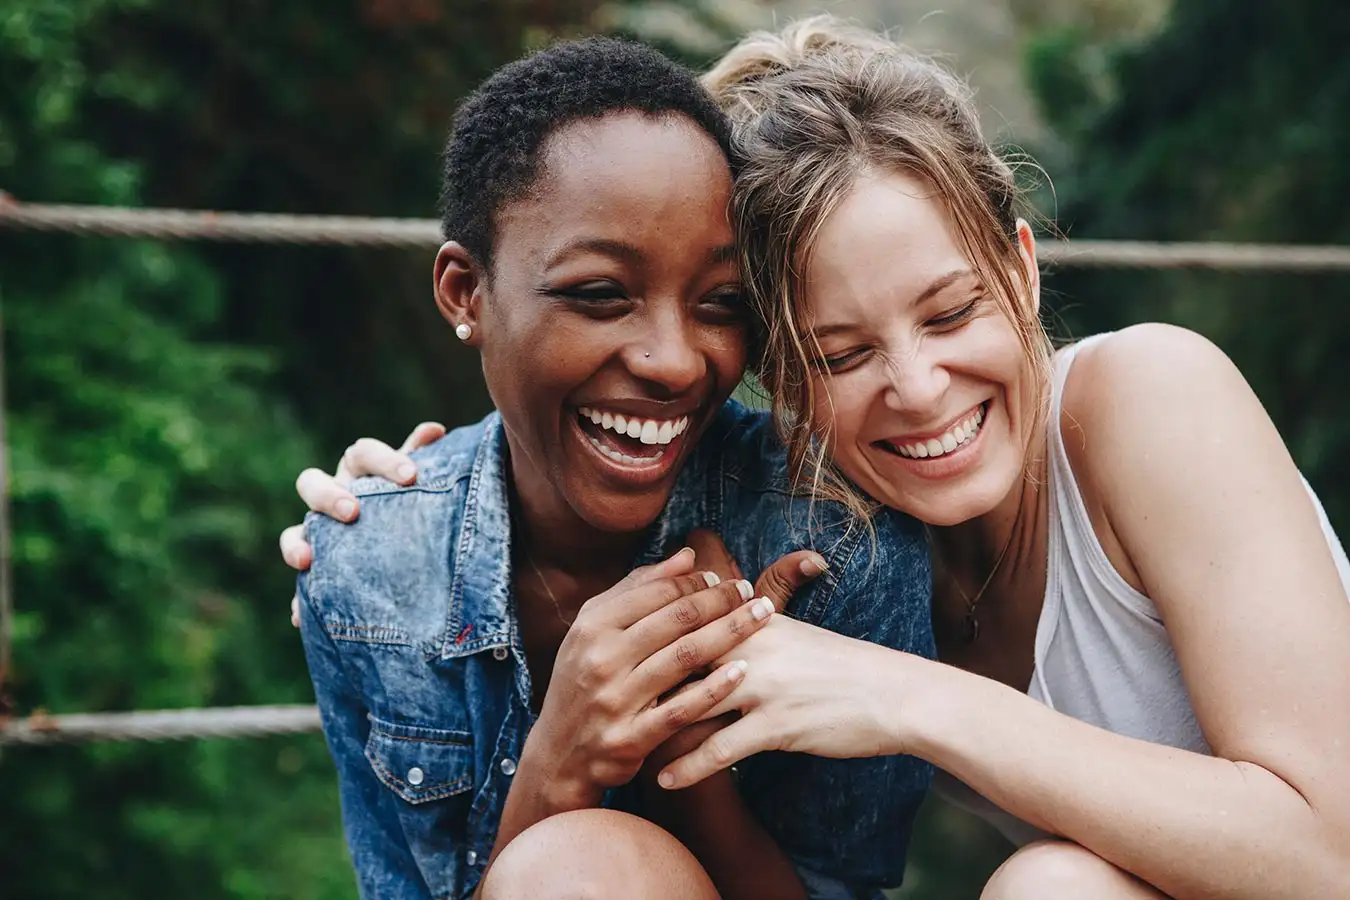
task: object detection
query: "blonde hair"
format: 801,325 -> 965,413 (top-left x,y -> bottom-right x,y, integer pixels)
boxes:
703,16 -> 1052,521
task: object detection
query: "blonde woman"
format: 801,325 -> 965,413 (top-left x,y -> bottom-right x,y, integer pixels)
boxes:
648,18 -> 1350,900
283,18 -> 1350,900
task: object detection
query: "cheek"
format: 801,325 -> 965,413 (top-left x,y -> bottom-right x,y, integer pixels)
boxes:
701,324 -> 750,392
811,374 -> 869,451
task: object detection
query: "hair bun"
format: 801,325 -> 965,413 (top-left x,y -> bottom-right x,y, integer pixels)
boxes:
702,15 -> 899,110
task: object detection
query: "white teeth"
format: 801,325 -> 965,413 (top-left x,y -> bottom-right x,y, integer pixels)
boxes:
893,404 -> 987,460
576,408 -> 692,448
587,435 -> 665,466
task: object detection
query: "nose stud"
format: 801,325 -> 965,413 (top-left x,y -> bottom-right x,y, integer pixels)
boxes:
455,323 -> 472,341
644,351 -> 651,358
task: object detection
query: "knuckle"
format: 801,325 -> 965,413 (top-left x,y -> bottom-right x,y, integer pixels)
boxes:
577,648 -> 613,681
678,574 -> 705,595
702,681 -> 723,705
708,734 -> 735,766
673,640 -> 703,671
671,597 -> 701,627
726,612 -> 749,639
592,686 -> 623,716
599,726 -> 637,758
663,701 -> 693,730
658,577 -> 687,602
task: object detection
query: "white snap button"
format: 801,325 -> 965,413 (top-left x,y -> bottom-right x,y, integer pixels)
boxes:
407,767 -> 425,786
499,758 -> 517,776
492,646 -> 509,661
466,850 -> 478,867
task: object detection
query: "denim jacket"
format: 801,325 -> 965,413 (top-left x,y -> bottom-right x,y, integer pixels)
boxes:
297,400 -> 934,900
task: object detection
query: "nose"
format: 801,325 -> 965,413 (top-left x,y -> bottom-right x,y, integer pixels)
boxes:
880,342 -> 950,416
625,306 -> 707,397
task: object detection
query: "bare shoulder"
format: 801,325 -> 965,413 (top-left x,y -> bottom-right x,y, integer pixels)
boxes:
1059,323 -> 1257,462
1062,323 -> 1243,416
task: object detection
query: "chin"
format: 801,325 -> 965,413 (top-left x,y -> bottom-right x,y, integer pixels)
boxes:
861,467 -> 1014,528
570,491 -> 672,536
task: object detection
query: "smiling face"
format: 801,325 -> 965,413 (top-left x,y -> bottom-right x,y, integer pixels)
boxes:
802,170 -> 1040,527
440,111 -> 747,536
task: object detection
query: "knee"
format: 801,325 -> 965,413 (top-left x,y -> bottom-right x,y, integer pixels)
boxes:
981,841 -> 1155,900
479,809 -> 718,900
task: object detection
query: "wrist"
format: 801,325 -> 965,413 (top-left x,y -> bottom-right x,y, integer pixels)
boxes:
516,733 -> 603,812
887,655 -> 980,764
862,647 -> 945,757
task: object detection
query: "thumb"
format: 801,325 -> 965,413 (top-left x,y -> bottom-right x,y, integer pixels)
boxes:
755,550 -> 827,613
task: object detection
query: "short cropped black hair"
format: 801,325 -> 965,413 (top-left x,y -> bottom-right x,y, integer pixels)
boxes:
438,36 -> 738,271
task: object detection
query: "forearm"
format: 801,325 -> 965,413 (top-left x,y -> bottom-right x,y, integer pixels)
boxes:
640,768 -> 808,900
485,746 -> 600,869
892,658 -> 1350,900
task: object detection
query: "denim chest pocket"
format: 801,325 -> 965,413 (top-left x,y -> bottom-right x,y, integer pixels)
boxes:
365,717 -> 476,899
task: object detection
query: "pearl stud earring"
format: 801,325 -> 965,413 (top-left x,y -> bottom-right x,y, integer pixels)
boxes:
455,323 -> 472,341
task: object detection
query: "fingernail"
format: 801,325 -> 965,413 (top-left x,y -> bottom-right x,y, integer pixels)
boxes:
727,659 -> 748,681
335,499 -> 356,520
396,462 -> 416,483
658,771 -> 676,789
750,597 -> 774,620
674,546 -> 694,562
800,553 -> 828,576
703,571 -> 721,588
735,580 -> 754,601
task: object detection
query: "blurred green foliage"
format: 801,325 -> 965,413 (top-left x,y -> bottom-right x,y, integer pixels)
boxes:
2,1 -> 1347,898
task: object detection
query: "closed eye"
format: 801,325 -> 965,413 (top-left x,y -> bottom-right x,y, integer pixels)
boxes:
927,297 -> 980,328
539,281 -> 633,318
545,281 -> 627,302
821,346 -> 872,373
699,287 -> 748,322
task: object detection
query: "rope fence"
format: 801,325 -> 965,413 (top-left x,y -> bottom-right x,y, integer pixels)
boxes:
1,705 -> 320,746
4,193 -> 1350,748
5,196 -> 1350,270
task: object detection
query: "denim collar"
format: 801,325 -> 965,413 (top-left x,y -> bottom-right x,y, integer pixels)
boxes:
440,413 -> 718,660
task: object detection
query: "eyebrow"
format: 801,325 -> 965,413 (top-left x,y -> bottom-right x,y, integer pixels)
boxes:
711,244 -> 737,265
810,268 -> 975,341
546,238 -> 643,268
545,240 -> 738,270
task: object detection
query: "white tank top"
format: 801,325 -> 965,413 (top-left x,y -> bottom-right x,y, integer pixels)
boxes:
934,333 -> 1350,845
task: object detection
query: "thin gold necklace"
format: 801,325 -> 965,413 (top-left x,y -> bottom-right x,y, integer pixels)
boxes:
936,528 -> 1015,644
522,551 -> 577,627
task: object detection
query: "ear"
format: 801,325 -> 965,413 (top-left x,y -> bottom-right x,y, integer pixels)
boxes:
1013,218 -> 1041,318
433,241 -> 484,344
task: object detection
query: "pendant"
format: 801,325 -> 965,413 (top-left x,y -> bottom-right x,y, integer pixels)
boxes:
962,612 -> 980,643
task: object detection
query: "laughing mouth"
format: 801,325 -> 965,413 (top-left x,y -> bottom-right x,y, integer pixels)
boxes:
576,406 -> 692,466
883,401 -> 988,460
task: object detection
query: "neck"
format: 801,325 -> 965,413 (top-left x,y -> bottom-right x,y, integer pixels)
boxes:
505,439 -> 648,589
930,429 -> 1049,588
